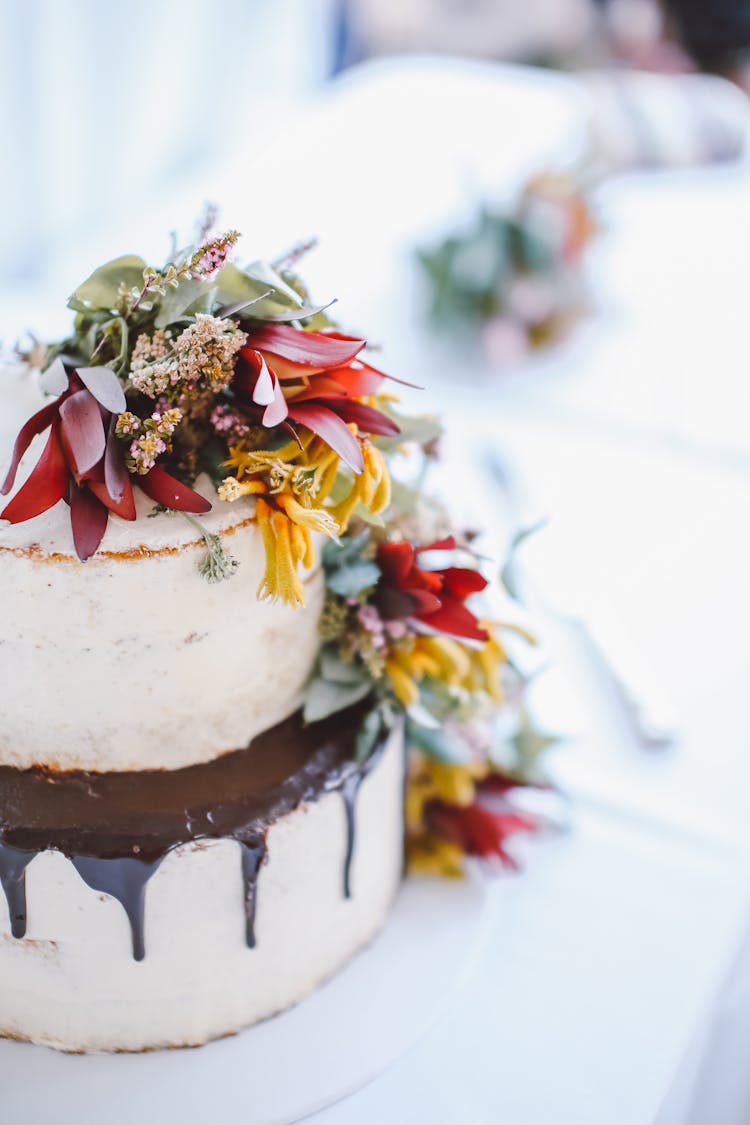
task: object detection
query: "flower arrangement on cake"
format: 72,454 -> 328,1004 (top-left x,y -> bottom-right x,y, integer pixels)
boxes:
3,218 -> 552,878
418,171 -> 596,366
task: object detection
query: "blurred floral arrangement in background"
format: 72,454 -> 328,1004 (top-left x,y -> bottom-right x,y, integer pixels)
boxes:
418,170 -> 597,366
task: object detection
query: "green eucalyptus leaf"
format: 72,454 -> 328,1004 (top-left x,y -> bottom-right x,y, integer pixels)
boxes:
326,469 -> 354,505
261,299 -> 337,324
499,519 -> 547,602
322,528 -> 371,570
67,296 -> 93,314
406,718 -> 471,764
388,479 -> 420,516
355,705 -> 386,763
508,219 -> 554,273
243,260 -> 304,307
375,406 -> 442,453
319,648 -> 370,686
303,676 -> 372,723
215,261 -> 302,321
352,502 -> 385,528
70,255 -> 147,311
326,559 -> 380,598
154,278 -> 217,328
511,713 -> 557,775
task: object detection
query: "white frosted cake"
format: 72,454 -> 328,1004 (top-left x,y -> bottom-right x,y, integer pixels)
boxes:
0,365 -> 404,1051
0,225 -> 534,1054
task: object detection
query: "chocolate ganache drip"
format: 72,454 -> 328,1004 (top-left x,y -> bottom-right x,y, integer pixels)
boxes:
0,703 -> 393,960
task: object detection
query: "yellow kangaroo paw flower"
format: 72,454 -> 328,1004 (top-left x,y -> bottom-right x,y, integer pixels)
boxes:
385,658 -> 419,708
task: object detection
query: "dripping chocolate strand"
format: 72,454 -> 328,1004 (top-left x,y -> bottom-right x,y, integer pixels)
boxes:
72,854 -> 164,961
0,842 -> 35,939
238,839 -> 266,948
340,771 -> 366,900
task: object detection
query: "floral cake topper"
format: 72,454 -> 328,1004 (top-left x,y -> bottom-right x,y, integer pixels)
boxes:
2,215 -> 555,873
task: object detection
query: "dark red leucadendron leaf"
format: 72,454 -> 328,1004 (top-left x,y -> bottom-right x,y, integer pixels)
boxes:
237,349 -> 288,427
234,330 -> 403,470
39,357 -> 70,396
0,400 -> 59,495
320,397 -> 400,437
69,483 -> 109,561
1,427 -> 68,523
88,476 -> 136,521
74,366 -> 127,414
88,436 -> 136,520
286,402 -> 364,473
138,465 -> 212,514
58,389 -> 106,482
244,324 -> 365,374
103,416 -> 129,506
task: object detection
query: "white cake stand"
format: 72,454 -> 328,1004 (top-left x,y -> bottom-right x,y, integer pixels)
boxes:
0,873 -> 492,1125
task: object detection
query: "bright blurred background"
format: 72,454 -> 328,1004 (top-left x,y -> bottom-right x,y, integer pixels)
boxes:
3,3 -> 750,1123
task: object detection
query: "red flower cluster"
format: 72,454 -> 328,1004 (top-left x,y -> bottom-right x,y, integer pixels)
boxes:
232,323 -> 400,472
376,537 -> 489,642
0,363 -> 210,561
426,780 -> 537,867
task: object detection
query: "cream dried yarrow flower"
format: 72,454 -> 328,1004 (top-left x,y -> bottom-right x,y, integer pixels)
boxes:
171,314 -> 246,393
127,316 -> 246,401
129,329 -> 177,397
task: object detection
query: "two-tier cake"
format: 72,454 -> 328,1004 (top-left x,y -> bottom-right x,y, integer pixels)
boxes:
0,225 -> 543,1053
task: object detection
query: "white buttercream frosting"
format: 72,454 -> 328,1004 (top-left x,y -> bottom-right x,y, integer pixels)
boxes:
0,365 -> 324,771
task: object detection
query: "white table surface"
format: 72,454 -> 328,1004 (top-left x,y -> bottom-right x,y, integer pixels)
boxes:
289,61 -> 750,1125
4,56 -> 750,1125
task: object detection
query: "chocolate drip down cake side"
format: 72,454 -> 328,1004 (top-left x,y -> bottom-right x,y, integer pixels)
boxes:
0,224 -> 537,1053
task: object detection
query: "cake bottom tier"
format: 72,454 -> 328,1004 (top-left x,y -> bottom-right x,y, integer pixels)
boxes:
0,710 -> 404,1053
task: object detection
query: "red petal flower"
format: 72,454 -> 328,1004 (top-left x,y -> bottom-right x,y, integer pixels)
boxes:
426,799 -> 536,866
1,427 -> 68,523
0,400 -> 59,495
287,403 -> 364,473
138,465 -> 212,513
376,539 -> 489,641
58,389 -> 106,482
440,567 -> 488,598
417,597 -> 489,643
418,536 -> 457,553
69,484 -> 109,561
378,541 -> 415,585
